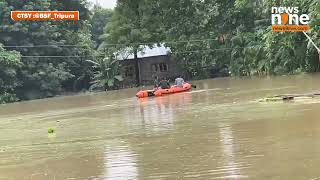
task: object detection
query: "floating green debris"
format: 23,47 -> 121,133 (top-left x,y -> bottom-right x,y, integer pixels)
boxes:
48,128 -> 55,134
258,94 -> 319,102
258,97 -> 286,102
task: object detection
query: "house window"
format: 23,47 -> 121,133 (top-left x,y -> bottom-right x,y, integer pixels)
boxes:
151,64 -> 158,72
151,63 -> 168,72
125,66 -> 134,78
160,63 -> 168,72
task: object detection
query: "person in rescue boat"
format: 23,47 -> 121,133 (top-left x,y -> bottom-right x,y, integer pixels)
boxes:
175,75 -> 185,87
153,76 -> 159,88
158,77 -> 171,89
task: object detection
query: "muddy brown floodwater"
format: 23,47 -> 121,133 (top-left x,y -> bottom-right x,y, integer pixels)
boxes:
1,74 -> 320,179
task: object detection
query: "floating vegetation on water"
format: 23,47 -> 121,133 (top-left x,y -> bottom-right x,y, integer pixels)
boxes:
48,128 -> 55,134
258,97 -> 285,102
258,94 -> 320,102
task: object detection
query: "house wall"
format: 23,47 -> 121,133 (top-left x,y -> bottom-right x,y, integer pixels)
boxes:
120,60 -> 137,86
139,55 -> 182,85
120,55 -> 184,86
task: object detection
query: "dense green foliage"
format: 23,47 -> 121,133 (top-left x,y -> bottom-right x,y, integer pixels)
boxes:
0,45 -> 21,103
86,51 -> 124,91
104,0 -> 163,50
0,0 -> 320,103
0,0 -> 93,101
90,6 -> 113,49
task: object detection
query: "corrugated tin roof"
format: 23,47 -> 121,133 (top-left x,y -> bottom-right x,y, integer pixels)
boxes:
116,44 -> 171,60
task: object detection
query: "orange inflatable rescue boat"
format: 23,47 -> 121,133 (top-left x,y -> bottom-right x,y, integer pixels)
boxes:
136,83 -> 192,98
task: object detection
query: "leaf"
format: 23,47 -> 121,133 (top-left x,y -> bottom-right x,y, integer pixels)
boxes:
107,79 -> 115,87
89,83 -> 100,91
114,75 -> 124,81
86,60 -> 100,66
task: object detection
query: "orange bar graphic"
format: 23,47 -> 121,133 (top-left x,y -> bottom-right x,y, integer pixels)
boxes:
272,25 -> 310,32
11,11 -> 79,21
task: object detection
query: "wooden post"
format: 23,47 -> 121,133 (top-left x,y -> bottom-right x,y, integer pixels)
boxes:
303,31 -> 320,52
302,31 -> 320,63
292,17 -> 320,63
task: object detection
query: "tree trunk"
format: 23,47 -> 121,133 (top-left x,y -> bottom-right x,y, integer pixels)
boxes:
134,49 -> 141,86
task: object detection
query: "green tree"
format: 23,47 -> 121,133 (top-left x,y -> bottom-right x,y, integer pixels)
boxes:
156,0 -> 248,78
90,5 -> 113,49
0,45 -> 21,103
0,0 -> 93,100
102,0 -> 164,85
87,51 -> 124,91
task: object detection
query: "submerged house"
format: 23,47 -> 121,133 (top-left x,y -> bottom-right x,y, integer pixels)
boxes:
116,44 -> 183,86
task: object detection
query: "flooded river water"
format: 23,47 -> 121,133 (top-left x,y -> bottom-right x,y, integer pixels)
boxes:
1,74 -> 320,179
